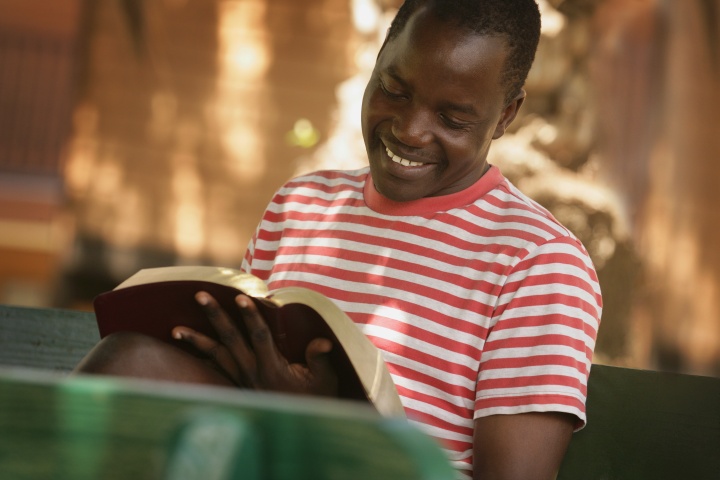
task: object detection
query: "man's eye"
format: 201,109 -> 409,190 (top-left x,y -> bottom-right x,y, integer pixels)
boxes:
379,80 -> 405,99
439,114 -> 469,130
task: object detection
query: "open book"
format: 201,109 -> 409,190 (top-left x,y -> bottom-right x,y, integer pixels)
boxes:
93,266 -> 404,417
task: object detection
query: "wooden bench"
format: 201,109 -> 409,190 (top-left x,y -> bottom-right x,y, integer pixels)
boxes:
1,304 -> 719,479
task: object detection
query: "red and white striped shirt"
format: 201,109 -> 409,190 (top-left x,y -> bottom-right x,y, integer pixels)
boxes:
242,165 -> 602,478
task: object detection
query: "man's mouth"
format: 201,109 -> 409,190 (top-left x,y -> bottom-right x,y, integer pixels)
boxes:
385,146 -> 426,167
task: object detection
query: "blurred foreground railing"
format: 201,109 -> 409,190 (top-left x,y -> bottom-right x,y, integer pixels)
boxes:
1,304 -> 718,479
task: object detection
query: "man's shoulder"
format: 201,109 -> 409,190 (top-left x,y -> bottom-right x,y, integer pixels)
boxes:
481,175 -> 579,245
269,167 -> 370,209
283,167 -> 370,191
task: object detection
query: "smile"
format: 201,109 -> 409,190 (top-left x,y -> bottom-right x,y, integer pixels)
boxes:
385,146 -> 426,167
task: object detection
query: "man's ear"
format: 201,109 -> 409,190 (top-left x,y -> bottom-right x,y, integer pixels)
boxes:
492,89 -> 526,139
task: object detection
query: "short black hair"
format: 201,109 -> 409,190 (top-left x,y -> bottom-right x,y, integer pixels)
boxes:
386,0 -> 541,105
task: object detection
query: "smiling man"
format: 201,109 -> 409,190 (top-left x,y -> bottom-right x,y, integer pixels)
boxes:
230,2 -> 601,478
77,1 -> 602,479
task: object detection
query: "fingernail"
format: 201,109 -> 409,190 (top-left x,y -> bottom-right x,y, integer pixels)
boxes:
236,296 -> 248,307
173,331 -> 183,340
196,292 -> 209,305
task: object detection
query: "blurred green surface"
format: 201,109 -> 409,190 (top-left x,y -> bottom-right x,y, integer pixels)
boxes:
0,369 -> 454,480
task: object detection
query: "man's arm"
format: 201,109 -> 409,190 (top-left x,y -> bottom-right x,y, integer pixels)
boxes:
473,412 -> 574,480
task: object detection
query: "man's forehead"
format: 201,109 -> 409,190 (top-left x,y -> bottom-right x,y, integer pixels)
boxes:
378,22 -> 509,79
383,9 -> 509,65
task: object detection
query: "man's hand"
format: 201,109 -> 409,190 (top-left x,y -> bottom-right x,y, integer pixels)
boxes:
171,292 -> 338,397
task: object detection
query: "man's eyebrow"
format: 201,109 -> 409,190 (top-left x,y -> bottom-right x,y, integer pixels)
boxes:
443,102 -> 478,116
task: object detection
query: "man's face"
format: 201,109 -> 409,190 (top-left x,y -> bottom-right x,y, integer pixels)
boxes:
361,9 -> 523,202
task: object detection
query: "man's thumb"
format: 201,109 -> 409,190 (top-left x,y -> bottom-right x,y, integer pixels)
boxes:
305,338 -> 338,396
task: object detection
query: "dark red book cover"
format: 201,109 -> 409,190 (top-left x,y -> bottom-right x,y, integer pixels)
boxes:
93,280 -> 367,401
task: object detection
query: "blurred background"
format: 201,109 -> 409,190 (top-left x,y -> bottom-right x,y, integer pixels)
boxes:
0,0 -> 718,378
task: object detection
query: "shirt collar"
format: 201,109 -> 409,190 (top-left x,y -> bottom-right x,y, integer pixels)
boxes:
363,165 -> 503,215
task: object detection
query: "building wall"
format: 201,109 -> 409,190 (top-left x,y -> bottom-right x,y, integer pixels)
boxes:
0,0 -> 81,305
1,0 -> 719,376
58,0 -> 358,305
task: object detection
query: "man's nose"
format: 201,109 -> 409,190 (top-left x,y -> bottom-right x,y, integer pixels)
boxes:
391,106 -> 433,147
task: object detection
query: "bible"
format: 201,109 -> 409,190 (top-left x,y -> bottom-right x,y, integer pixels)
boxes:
93,266 -> 404,417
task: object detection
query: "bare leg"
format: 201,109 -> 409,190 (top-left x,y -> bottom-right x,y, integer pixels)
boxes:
74,332 -> 235,387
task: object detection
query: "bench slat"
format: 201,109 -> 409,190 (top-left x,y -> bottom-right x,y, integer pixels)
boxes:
0,305 -> 99,371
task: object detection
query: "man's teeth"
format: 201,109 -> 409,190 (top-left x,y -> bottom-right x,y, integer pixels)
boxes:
386,147 -> 425,167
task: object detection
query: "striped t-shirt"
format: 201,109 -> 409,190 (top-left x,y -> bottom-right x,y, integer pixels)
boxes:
242,165 -> 602,478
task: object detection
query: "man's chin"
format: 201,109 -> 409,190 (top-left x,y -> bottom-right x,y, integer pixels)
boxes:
374,178 -> 426,203
369,160 -> 430,202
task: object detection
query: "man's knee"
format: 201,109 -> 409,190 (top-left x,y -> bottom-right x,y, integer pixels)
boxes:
74,332 -> 233,387
74,331 -> 168,375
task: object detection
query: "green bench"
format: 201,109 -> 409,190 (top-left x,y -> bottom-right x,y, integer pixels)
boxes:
1,304 -> 719,479
0,368 -> 454,480
559,362 -> 719,480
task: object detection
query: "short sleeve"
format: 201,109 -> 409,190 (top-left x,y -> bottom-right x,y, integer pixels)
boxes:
474,236 -> 602,430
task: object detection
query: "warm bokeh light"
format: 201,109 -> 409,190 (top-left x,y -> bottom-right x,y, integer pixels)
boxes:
285,118 -> 320,148
537,0 -> 566,38
293,0 -> 389,175
1,0 -> 718,375
64,104 -> 99,198
215,0 -> 269,186
171,156 -> 205,258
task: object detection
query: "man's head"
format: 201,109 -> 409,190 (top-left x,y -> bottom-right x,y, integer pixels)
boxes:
361,0 -> 541,202
386,0 -> 541,105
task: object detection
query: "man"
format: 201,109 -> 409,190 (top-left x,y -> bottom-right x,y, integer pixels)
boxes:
77,1 -> 602,478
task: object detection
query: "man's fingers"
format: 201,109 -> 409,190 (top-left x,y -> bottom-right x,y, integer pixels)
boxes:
195,292 -> 239,338
305,338 -> 338,396
194,292 -> 258,385
236,294 -> 282,364
196,292 -> 252,354
171,326 -> 243,385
